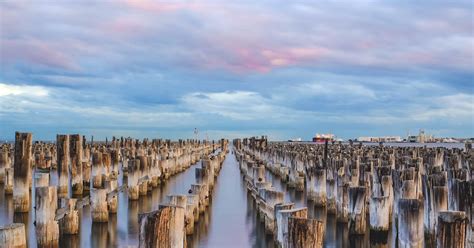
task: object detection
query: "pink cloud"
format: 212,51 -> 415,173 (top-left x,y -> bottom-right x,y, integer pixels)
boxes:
122,0 -> 201,13
1,39 -> 80,71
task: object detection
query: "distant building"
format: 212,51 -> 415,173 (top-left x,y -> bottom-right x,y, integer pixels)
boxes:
357,136 -> 402,142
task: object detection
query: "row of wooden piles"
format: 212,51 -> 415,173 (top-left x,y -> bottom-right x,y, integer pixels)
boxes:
138,140 -> 228,248
0,131 -> 225,248
234,141 -> 324,248
234,137 -> 473,248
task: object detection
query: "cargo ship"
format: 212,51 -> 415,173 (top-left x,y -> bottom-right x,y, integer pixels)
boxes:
312,133 -> 335,143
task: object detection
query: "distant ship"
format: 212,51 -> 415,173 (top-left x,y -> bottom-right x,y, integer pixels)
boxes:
312,133 -> 335,143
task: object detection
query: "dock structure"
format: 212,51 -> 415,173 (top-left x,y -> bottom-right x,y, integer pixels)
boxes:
233,137 -> 473,248
0,131 -> 472,247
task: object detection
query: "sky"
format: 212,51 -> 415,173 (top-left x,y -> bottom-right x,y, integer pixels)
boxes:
0,0 -> 473,141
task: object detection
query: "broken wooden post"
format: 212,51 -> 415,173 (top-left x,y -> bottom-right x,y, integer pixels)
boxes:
92,151 -> 103,189
288,217 -> 324,248
70,134 -> 83,195
91,188 -> 108,222
35,186 -> 59,247
59,198 -> 79,234
138,205 -> 185,248
436,211 -> 468,248
398,199 -> 424,248
348,186 -> 367,235
0,223 -> 26,248
275,207 -> 307,248
57,134 -> 70,198
14,132 -> 32,213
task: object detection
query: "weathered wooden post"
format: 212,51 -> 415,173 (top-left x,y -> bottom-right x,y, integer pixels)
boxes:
57,134 -> 70,198
128,158 -> 140,200
14,132 -> 32,213
35,149 -> 49,171
336,170 -> 349,222
105,179 -> 118,213
275,207 -> 307,248
70,134 -> 83,195
92,151 -> 103,189
0,223 -> 27,248
288,217 -> 324,248
167,194 -> 193,235
102,152 -> 111,182
83,145 -> 91,192
110,149 -> 119,180
348,186 -> 367,235
0,148 -> 9,184
59,198 -> 79,234
426,184 -> 448,243
436,211 -> 468,248
260,188 -> 284,234
381,175 -> 393,221
138,155 -> 148,196
306,168 -> 327,207
91,188 -> 108,222
326,177 -> 337,214
138,205 -> 185,248
4,167 -> 13,194
35,186 -> 59,247
398,199 -> 424,248
186,194 -> 199,234
190,184 -> 207,214
122,155 -> 129,178
35,172 -> 50,188
369,196 -> 390,232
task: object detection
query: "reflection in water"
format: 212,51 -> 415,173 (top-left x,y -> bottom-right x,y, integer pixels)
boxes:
108,214 -> 118,247
337,223 -> 350,248
325,213 -> 337,247
127,200 -> 139,245
60,233 -> 80,248
91,222 -> 108,247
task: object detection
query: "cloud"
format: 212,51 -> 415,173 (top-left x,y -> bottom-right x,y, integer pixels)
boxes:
409,93 -> 474,121
0,83 -> 49,97
181,91 -> 280,120
0,1 -> 472,140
